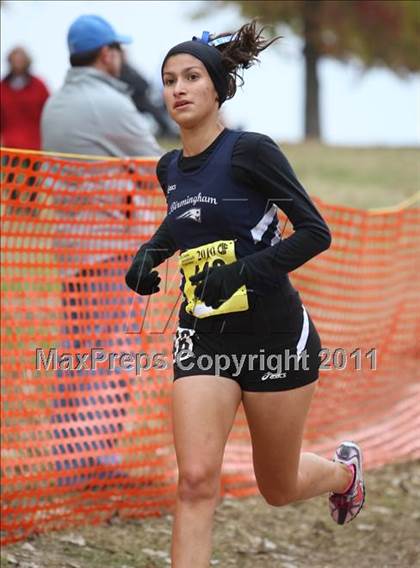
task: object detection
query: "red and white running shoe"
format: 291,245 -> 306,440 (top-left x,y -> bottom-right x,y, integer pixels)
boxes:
329,441 -> 366,525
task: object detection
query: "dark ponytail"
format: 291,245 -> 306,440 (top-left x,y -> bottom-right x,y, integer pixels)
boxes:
213,21 -> 280,99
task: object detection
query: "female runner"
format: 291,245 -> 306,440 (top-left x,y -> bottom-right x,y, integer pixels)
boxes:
126,22 -> 365,568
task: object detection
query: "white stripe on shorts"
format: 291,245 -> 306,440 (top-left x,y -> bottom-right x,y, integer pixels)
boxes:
296,305 -> 309,360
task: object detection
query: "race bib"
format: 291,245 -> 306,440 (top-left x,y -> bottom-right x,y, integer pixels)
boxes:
179,240 -> 249,319
173,327 -> 195,363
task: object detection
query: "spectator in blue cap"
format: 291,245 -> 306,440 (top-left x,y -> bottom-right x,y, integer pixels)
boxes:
41,14 -> 161,156
67,15 -> 132,79
68,15 -> 132,56
41,15 -> 161,487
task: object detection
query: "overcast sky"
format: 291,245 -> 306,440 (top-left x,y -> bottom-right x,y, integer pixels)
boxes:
2,0 -> 419,146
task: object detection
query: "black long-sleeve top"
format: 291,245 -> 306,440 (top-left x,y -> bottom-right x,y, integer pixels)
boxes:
134,129 -> 331,333
142,129 -> 331,283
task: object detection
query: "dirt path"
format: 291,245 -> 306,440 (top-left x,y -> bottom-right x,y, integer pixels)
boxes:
2,460 -> 419,568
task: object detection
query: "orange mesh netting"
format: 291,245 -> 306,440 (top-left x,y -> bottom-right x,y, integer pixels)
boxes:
1,148 -> 419,544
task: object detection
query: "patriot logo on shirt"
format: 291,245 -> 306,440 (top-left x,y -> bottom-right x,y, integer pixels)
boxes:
176,208 -> 202,222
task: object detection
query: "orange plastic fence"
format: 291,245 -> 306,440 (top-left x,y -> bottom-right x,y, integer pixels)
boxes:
1,149 -> 419,545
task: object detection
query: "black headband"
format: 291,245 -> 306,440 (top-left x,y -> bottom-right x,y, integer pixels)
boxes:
161,38 -> 230,107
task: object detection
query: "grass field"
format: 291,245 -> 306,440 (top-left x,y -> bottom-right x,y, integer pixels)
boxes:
160,139 -> 420,209
280,143 -> 419,209
2,461 -> 419,567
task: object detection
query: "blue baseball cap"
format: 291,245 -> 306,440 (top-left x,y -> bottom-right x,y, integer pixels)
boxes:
68,15 -> 132,55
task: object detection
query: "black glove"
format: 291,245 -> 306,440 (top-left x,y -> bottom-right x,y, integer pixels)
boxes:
189,262 -> 247,309
125,252 -> 161,295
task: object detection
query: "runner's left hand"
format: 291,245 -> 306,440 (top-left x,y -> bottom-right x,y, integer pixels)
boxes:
190,262 -> 247,308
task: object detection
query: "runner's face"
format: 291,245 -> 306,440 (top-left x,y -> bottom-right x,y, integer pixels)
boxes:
162,54 -> 219,128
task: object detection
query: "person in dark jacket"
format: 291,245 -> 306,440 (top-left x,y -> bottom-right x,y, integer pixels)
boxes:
120,56 -> 178,139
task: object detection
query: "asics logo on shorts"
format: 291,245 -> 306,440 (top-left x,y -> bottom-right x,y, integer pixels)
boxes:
261,371 -> 287,380
176,207 -> 202,222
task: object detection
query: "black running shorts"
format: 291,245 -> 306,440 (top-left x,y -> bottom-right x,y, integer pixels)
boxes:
172,305 -> 322,392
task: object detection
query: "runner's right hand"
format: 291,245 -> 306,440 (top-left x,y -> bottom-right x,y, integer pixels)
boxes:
125,254 -> 161,295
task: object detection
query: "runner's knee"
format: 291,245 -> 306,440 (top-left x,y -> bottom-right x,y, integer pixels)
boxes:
259,481 -> 298,507
177,466 -> 220,503
261,490 -> 296,507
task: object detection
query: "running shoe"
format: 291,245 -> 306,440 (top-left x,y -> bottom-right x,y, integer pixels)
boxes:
329,441 -> 365,525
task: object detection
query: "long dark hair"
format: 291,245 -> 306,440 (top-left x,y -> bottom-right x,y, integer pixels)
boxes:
213,21 -> 280,99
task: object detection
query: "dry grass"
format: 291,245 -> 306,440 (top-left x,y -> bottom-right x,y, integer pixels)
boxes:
159,137 -> 419,209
